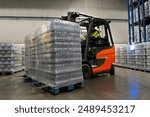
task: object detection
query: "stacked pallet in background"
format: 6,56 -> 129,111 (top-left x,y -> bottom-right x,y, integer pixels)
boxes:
134,43 -> 146,70
127,46 -> 136,69
25,19 -> 84,90
115,46 -> 121,66
146,24 -> 150,42
120,47 -> 128,67
0,44 -> 24,74
144,0 -> 150,17
146,43 -> 150,71
21,44 -> 25,70
133,0 -> 150,22
115,44 -> 128,67
114,42 -> 150,72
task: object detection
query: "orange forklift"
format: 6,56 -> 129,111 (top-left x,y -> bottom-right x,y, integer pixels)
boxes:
62,12 -> 115,79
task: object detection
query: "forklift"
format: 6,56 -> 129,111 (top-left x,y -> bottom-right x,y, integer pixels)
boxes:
61,12 -> 115,79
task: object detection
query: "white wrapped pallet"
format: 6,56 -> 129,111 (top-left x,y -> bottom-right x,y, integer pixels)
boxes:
114,46 -> 120,66
134,26 -> 139,43
25,19 -> 84,88
145,1 -> 149,17
140,6 -> 143,20
148,0 -> 150,16
146,25 -> 150,42
145,42 -> 150,71
21,44 -> 25,70
127,46 -> 136,68
119,46 -> 128,67
0,43 -> 23,73
114,44 -> 128,67
134,43 -> 146,70
134,8 -> 137,22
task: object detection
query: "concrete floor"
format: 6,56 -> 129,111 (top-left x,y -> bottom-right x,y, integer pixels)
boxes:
0,67 -> 150,100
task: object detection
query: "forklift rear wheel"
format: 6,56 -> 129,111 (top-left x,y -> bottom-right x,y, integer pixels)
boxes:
110,65 -> 115,75
82,64 -> 92,79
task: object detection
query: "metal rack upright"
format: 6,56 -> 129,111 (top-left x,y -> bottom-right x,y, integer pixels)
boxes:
128,0 -> 150,44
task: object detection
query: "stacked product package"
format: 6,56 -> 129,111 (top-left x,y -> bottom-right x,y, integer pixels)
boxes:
115,43 -> 150,71
0,43 -> 23,73
134,43 -> 146,70
144,1 -> 149,17
140,6 -> 143,20
149,0 -> 150,15
133,26 -> 144,43
127,46 -> 136,68
25,19 -> 84,88
146,24 -> 150,42
134,8 -> 138,22
145,42 -> 150,71
21,44 -> 25,70
118,46 -> 127,67
115,46 -> 121,66
134,26 -> 139,43
139,28 -> 144,42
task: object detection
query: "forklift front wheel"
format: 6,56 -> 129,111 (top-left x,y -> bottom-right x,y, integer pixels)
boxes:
82,64 -> 92,79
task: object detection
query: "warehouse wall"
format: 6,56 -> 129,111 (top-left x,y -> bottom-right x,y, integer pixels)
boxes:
0,0 -> 128,44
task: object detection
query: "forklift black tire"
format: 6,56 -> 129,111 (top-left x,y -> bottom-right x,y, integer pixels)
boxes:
110,65 -> 115,75
82,64 -> 92,80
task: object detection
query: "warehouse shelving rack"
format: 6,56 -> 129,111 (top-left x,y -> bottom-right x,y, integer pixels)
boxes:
128,0 -> 150,44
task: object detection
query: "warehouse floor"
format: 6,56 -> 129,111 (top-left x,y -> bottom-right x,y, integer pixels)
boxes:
0,67 -> 150,100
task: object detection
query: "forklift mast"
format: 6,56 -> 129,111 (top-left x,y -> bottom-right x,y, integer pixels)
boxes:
61,12 -> 93,22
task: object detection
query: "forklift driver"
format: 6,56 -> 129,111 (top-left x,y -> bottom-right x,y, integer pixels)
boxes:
91,27 -> 101,39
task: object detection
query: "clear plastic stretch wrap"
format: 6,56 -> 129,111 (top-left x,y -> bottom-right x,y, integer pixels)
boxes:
25,32 -> 36,79
0,43 -> 23,73
115,43 -> 150,71
134,44 -> 146,69
25,19 -> 83,88
145,42 -> 150,71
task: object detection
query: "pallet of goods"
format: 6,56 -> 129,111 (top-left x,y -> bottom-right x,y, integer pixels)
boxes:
25,19 -> 84,94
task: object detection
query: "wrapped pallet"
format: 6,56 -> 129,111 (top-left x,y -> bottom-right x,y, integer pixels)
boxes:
134,43 -> 146,70
25,33 -> 36,79
145,42 -> 150,71
119,46 -> 128,67
0,43 -> 23,74
25,19 -> 84,88
127,46 -> 135,69
146,25 -> 150,42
